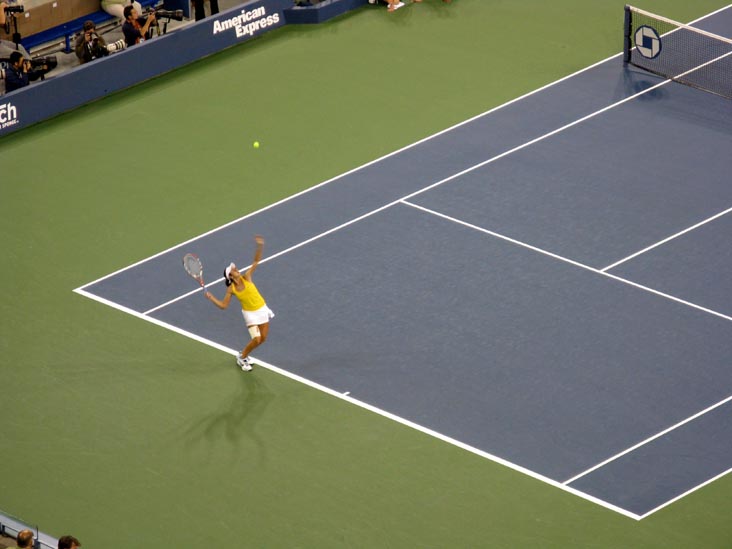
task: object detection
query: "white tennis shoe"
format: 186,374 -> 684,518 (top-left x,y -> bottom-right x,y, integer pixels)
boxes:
237,354 -> 252,372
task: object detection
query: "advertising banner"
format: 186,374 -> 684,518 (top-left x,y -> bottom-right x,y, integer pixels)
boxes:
0,0 -> 292,137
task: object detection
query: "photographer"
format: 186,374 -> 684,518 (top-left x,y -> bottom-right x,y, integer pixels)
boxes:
5,50 -> 47,93
122,4 -> 155,48
75,20 -> 107,64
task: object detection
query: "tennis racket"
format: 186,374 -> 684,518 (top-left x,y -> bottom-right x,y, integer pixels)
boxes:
182,253 -> 207,295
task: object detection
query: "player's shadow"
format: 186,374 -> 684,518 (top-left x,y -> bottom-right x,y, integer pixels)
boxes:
182,368 -> 274,467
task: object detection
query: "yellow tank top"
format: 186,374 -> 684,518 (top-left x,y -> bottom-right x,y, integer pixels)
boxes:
231,280 -> 265,311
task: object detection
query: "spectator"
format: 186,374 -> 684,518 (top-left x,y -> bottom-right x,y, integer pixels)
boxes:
4,50 -> 47,93
101,0 -> 142,21
191,0 -> 219,21
10,529 -> 34,549
58,535 -> 81,549
369,0 -> 404,11
375,0 -> 404,12
122,4 -> 156,48
75,20 -> 107,64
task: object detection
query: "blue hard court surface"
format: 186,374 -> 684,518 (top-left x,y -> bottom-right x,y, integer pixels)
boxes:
78,7 -> 732,519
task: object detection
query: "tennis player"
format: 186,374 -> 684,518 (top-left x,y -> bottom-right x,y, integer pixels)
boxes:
204,235 -> 274,372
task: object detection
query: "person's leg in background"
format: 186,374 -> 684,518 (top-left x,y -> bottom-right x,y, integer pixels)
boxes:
191,0 -> 205,21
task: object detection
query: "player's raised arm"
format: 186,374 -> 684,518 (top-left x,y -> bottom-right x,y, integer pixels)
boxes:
205,285 -> 234,309
244,235 -> 264,281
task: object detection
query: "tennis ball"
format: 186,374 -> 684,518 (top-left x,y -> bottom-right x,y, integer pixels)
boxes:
253,141 -> 260,149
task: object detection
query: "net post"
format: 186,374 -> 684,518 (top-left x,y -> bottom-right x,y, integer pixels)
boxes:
623,4 -> 632,63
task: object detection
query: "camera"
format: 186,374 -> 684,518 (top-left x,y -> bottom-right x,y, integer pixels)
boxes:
29,55 -> 57,72
145,7 -> 184,21
4,5 -> 24,13
89,36 -> 108,58
156,9 -> 184,21
104,38 -> 126,54
0,54 -> 56,79
87,35 -> 125,60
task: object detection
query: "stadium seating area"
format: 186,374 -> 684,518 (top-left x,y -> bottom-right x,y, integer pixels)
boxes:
0,0 -> 379,132
16,0 -> 159,53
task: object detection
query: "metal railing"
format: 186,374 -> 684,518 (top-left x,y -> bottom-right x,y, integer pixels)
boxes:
0,510 -> 57,549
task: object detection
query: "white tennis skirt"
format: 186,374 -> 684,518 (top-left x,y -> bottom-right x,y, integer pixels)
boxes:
241,304 -> 275,327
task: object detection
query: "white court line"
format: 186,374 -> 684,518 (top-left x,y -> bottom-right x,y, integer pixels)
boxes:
74,285 -> 641,520
145,285 -> 212,315
401,200 -> 732,324
143,201 -> 404,315
145,281 -> 219,315
74,288 -> 239,356
639,466 -> 732,519
601,205 -> 732,272
563,394 -> 732,485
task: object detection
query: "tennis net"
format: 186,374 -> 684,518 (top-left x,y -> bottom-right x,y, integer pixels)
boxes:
623,5 -> 732,99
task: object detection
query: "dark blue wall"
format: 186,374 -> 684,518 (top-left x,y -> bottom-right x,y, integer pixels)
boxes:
1,0 -> 297,137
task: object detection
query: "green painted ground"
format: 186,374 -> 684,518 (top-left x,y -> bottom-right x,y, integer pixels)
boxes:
2,1 -> 731,546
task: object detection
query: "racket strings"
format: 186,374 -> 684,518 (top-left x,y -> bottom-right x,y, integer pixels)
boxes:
183,254 -> 203,279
